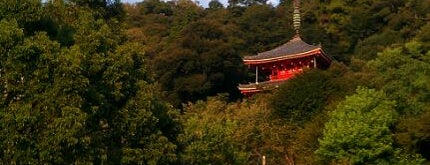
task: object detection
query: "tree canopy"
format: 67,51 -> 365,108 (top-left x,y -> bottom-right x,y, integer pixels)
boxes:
316,87 -> 423,164
0,1 -> 178,164
1,0 -> 430,164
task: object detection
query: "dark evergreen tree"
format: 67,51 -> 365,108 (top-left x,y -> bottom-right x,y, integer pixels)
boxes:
208,0 -> 224,9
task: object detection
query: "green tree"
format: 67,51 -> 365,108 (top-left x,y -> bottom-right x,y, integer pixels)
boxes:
271,62 -> 368,124
152,17 -> 244,106
0,3 -> 179,164
316,87 -> 423,164
416,22 -> 430,49
179,94 -> 295,164
178,96 -> 248,164
235,4 -> 292,55
208,0 -> 224,9
354,30 -> 403,60
368,41 -> 430,161
228,0 -> 267,7
68,0 -> 124,19
368,41 -> 430,115
271,69 -> 332,123
395,108 -> 430,161
0,0 -> 42,25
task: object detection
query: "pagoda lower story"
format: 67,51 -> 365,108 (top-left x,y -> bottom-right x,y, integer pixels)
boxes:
258,55 -> 316,81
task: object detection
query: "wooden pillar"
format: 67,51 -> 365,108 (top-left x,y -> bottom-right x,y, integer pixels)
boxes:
255,66 -> 259,84
313,56 -> 317,68
262,155 -> 266,165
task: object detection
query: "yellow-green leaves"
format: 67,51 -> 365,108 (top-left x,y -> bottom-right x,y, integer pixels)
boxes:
317,87 -> 423,164
0,0 -> 42,24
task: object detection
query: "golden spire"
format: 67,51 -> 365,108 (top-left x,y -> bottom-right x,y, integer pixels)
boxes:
293,0 -> 301,35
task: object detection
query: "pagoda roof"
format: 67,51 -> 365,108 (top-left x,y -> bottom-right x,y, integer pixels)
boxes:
243,35 -> 324,64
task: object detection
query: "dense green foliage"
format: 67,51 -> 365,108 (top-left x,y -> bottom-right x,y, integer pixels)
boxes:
0,1 -> 178,164
316,87 -> 422,164
179,95 -> 294,164
1,0 -> 430,164
270,62 -> 369,123
125,1 -> 294,105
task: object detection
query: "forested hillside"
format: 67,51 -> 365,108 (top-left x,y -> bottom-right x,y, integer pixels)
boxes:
1,0 -> 429,164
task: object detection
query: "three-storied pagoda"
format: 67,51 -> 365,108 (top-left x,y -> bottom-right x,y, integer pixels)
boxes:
238,0 -> 333,95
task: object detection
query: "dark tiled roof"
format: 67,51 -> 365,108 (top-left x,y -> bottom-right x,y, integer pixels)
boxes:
244,36 -> 321,61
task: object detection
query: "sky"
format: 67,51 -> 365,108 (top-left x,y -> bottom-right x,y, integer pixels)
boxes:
121,0 -> 279,8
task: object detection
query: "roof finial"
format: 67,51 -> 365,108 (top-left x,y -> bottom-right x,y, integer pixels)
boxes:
293,0 -> 301,35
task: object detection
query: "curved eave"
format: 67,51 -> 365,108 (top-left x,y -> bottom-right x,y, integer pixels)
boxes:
318,48 -> 334,63
239,89 -> 262,94
238,86 -> 258,90
243,48 -> 331,65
